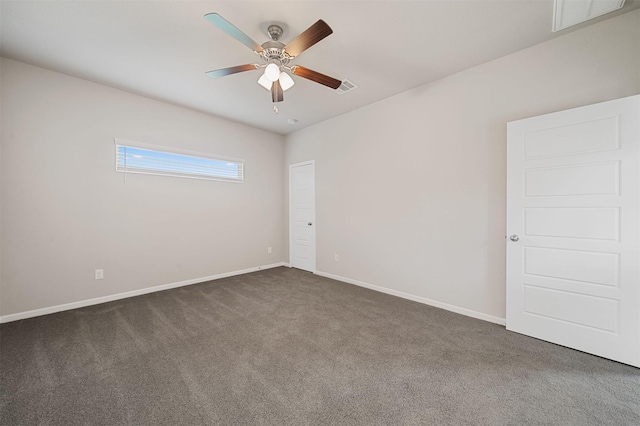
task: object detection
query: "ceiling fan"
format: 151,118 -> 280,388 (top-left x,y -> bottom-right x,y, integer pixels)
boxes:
204,13 -> 342,104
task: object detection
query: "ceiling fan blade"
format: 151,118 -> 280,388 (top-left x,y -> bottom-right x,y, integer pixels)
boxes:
284,20 -> 333,58
271,80 -> 284,103
205,64 -> 258,79
291,66 -> 342,90
204,13 -> 264,53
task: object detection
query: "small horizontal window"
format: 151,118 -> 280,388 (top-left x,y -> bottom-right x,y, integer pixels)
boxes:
115,140 -> 243,183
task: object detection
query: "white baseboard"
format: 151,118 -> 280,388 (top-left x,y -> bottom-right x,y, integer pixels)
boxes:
314,270 -> 506,326
0,264 -> 505,326
0,262 -> 287,324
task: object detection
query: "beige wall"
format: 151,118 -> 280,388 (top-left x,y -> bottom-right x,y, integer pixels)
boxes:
0,58 -> 285,316
2,10 -> 639,322
285,10 -> 640,321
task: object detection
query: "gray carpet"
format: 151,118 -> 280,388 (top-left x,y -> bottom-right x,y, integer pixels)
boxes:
1,267 -> 639,425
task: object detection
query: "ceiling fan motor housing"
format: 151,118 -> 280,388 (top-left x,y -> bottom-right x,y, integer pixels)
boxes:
260,40 -> 290,67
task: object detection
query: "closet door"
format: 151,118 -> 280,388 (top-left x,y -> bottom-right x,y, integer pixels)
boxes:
289,161 -> 316,272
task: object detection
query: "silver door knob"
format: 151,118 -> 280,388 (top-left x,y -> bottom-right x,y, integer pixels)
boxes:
308,222 -> 313,226
509,234 -> 519,242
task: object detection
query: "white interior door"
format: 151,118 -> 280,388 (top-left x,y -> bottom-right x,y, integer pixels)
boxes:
289,161 -> 316,272
506,95 -> 640,367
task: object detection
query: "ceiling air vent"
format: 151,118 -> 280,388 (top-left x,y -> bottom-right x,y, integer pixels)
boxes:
336,79 -> 358,95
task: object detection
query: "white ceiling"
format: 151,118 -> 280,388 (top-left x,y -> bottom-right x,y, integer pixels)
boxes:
2,0 -> 638,135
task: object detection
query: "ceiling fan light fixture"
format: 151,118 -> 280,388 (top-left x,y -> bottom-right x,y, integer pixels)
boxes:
264,63 -> 280,82
279,72 -> 295,91
257,74 -> 272,90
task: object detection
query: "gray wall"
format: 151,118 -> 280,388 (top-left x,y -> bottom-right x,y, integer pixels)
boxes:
0,58 -> 286,316
285,10 -> 640,322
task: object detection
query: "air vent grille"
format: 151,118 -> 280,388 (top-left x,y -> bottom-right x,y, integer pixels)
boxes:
336,79 -> 358,95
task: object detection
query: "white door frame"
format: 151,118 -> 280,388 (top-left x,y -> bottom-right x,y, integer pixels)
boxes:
289,160 -> 316,272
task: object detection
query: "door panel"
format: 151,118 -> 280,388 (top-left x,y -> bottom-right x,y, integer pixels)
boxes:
523,162 -> 620,197
506,95 -> 640,367
523,115 -> 619,159
523,285 -> 618,333
523,207 -> 620,241
523,247 -> 619,286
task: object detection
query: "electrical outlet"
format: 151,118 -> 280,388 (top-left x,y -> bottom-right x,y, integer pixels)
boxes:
268,247 -> 272,254
95,269 -> 104,280
334,254 -> 339,262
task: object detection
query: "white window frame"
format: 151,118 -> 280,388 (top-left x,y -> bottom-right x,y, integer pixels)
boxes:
114,138 -> 244,183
